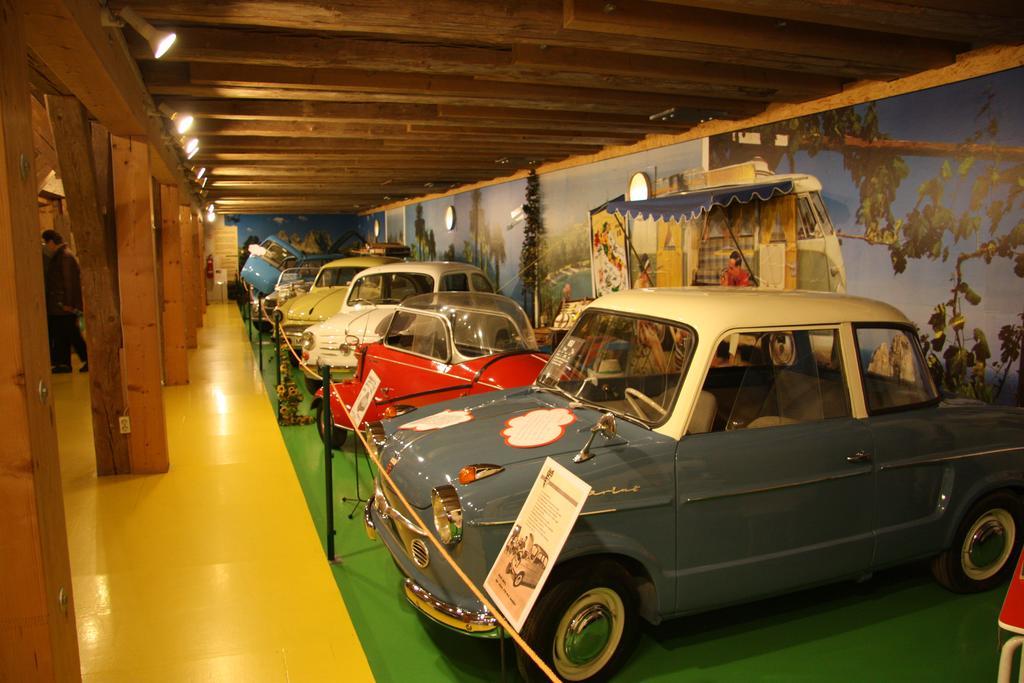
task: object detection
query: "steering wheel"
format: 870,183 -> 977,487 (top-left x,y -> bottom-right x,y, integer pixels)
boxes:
625,387 -> 667,420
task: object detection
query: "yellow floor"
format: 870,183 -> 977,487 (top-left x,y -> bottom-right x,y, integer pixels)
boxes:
55,303 -> 373,682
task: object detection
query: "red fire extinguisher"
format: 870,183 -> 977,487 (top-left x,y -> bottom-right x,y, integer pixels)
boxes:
206,255 -> 214,279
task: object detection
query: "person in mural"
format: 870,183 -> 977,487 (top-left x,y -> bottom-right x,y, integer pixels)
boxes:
720,250 -> 751,287
636,253 -> 654,288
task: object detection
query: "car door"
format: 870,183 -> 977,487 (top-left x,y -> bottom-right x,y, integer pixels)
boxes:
674,327 -> 876,614
371,310 -> 471,407
852,325 -> 949,565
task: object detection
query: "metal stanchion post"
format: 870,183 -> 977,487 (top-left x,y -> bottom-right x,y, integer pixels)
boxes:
321,365 -> 336,562
274,311 -> 282,424
257,294 -> 264,370
499,625 -> 506,683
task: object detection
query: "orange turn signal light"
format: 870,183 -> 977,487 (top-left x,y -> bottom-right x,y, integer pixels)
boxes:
458,464 -> 504,485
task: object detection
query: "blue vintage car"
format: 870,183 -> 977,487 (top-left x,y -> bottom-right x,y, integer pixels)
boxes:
363,288 -> 1024,681
240,236 -> 305,295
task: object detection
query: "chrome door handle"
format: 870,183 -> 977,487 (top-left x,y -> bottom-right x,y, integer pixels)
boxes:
846,450 -> 871,464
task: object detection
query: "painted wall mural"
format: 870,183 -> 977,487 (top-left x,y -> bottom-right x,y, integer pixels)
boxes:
227,213 -> 369,254
709,67 -> 1024,404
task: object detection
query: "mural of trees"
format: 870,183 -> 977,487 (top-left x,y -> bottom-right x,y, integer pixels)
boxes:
413,204 -> 436,261
520,169 -> 545,324
711,88 -> 1024,404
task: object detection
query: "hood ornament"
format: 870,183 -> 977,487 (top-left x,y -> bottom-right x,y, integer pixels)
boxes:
574,412 -> 616,463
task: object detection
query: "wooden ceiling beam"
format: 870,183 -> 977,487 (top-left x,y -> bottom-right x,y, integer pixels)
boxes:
648,0 -> 1024,43
207,162 -> 538,174
142,62 -> 760,118
159,99 -> 687,133
563,0 -> 958,74
112,0 -> 960,77
193,119 -> 643,145
129,28 -> 814,102
23,0 -> 189,192
145,82 -> 715,115
509,44 -> 844,99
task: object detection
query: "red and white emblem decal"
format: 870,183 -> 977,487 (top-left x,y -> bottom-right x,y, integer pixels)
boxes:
501,408 -> 577,448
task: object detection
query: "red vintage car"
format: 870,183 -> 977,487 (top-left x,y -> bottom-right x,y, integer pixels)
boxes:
312,292 -> 548,446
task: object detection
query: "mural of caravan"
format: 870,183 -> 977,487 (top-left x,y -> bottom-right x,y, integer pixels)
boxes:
602,159 -> 847,293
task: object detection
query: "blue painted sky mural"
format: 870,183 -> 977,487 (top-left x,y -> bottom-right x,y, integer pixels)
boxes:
710,67 -> 1024,404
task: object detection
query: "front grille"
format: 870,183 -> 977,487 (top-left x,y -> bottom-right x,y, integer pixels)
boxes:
410,539 -> 430,568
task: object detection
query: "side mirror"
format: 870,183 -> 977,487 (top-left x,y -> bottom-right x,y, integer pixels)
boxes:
574,412 -> 616,463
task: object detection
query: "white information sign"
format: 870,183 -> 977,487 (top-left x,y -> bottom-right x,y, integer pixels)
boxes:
484,457 -> 592,632
397,408 -> 474,432
349,370 -> 380,428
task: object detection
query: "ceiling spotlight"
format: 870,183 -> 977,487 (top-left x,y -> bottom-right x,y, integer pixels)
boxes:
115,7 -> 176,59
195,167 -> 206,180
158,104 -> 193,134
495,157 -> 510,165
201,176 -> 208,187
184,138 -> 199,155
649,107 -> 676,122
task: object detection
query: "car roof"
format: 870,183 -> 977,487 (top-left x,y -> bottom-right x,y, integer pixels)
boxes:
320,255 -> 400,269
401,292 -> 529,319
590,287 -> 911,331
353,260 -> 486,277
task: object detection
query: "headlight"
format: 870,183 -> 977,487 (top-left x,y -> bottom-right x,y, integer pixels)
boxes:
431,485 -> 463,546
301,331 -> 315,351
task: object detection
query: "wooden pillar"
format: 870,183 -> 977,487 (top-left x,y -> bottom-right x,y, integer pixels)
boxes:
45,94 -> 131,475
0,1 -> 82,679
197,215 -> 207,320
111,134 -> 168,473
181,208 -> 198,348
160,185 -> 188,385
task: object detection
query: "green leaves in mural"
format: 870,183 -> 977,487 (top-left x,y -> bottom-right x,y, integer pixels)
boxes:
711,90 -> 1023,404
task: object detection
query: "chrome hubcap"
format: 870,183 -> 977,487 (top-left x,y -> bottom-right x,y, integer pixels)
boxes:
962,508 -> 1015,580
563,604 -> 612,665
552,587 -> 625,681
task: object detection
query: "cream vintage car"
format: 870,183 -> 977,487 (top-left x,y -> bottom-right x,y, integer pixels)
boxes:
299,261 -> 494,389
277,255 -> 398,356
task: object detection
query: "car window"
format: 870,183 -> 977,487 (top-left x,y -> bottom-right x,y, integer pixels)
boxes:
441,272 -> 470,292
349,272 -> 433,305
471,273 -> 494,292
388,273 -> 433,302
796,197 -> 823,239
315,266 -> 363,288
537,311 -> 694,425
385,310 -> 448,361
855,326 -> 938,413
451,311 -> 529,358
261,240 -> 292,269
697,329 -> 849,433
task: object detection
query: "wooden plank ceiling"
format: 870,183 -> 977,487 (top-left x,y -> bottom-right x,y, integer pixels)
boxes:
103,0 -> 1022,214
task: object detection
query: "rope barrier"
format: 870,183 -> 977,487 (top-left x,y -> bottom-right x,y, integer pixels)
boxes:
272,316 -> 561,682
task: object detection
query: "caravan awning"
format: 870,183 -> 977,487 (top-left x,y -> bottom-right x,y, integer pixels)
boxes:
605,179 -> 796,222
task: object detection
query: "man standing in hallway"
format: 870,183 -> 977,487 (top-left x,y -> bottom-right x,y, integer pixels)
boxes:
42,229 -> 88,373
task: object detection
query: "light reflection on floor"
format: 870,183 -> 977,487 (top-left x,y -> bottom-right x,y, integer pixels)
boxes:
55,303 -> 373,682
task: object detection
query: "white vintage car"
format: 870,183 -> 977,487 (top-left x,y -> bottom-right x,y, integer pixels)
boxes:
300,261 -> 495,390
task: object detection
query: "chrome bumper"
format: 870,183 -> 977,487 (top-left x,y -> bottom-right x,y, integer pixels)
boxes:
403,579 -> 500,638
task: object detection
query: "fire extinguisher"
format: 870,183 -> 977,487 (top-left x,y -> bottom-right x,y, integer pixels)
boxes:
206,255 -> 214,279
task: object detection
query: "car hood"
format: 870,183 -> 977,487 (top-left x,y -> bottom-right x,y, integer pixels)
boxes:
284,288 -> 346,323
378,388 -> 660,512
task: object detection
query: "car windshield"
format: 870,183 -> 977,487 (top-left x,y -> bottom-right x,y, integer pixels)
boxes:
261,240 -> 292,269
446,309 -> 537,358
315,266 -> 365,288
536,310 -> 695,425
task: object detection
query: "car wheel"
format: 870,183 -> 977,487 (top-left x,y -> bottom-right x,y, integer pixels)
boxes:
305,376 -> 323,395
315,401 -> 347,449
932,490 -> 1022,593
517,561 -> 638,682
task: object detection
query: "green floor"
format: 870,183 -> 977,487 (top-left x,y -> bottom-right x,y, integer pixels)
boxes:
243,313 -> 1006,682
